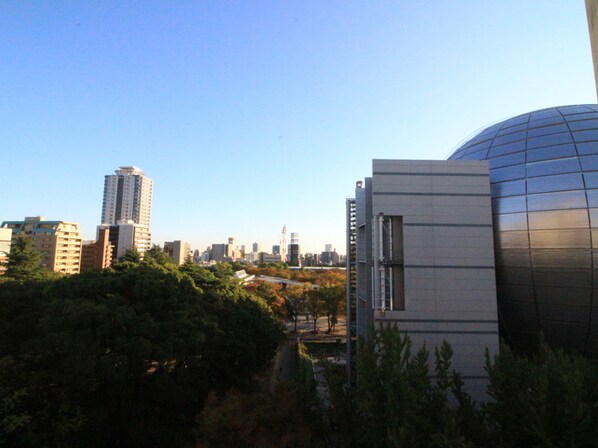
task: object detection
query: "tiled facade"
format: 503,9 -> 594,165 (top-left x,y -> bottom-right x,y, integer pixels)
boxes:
1,216 -> 82,274
348,160 -> 499,400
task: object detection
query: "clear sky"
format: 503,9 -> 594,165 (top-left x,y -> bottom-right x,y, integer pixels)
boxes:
1,1 -> 595,255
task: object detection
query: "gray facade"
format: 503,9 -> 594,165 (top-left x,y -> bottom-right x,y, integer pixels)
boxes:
348,160 -> 499,400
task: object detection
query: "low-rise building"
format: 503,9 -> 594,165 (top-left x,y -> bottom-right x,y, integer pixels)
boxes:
2,216 -> 82,274
80,228 -> 113,271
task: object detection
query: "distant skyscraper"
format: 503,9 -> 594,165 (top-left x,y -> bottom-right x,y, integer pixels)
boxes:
289,232 -> 300,266
272,245 -> 280,255
252,242 -> 260,253
280,225 -> 288,262
101,166 -> 153,226
325,243 -> 332,252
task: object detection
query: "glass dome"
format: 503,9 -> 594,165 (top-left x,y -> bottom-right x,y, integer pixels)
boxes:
449,104 -> 598,354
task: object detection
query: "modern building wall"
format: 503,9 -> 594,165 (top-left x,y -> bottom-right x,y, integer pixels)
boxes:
587,0 -> 598,100
80,227 -> 113,271
2,216 -> 82,274
101,166 -> 153,227
349,160 -> 499,400
0,228 -> 12,274
164,240 -> 190,265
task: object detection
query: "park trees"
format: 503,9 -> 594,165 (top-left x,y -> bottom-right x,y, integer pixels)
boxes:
285,284 -> 309,332
0,261 -> 284,447
320,284 -> 344,333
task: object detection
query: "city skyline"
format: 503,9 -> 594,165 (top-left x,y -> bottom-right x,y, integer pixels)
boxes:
1,2 -> 595,254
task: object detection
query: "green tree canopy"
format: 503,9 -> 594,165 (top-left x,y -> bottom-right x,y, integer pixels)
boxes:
3,235 -> 46,281
0,264 -> 284,447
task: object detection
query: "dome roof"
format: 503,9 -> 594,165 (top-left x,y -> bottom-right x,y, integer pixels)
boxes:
449,104 -> 598,355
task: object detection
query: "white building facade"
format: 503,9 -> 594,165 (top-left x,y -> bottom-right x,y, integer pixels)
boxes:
347,160 -> 499,400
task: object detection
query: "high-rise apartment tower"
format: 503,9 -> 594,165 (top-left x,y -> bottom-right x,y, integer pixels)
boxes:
101,166 -> 153,226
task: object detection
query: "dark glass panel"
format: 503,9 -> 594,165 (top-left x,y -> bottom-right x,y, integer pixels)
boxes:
527,123 -> 569,138
580,155 -> 598,171
535,285 -> 592,306
502,114 -> 530,127
526,144 -> 577,162
463,148 -> 489,160
493,131 -> 526,146
463,139 -> 491,154
560,105 -> 596,115
495,266 -> 533,284
568,118 -> 598,131
494,230 -> 529,249
497,285 -> 536,303
526,158 -> 580,177
491,165 -> 526,182
527,190 -> 586,211
495,249 -> 531,267
531,250 -> 591,268
576,142 -> 598,155
498,301 -> 539,329
587,189 -> 598,207
540,321 -> 588,351
534,268 -> 591,288
491,179 -> 526,197
527,173 -> 584,193
540,307 -> 590,326
450,148 -> 467,159
527,132 -> 574,149
530,110 -> 562,121
493,213 -> 528,231
492,196 -> 526,213
488,152 -> 525,169
504,329 -> 542,347
529,229 -> 591,249
573,129 -> 598,142
565,111 -> 598,120
496,122 -> 528,136
487,141 -> 525,158
528,209 -> 589,230
584,172 -> 598,187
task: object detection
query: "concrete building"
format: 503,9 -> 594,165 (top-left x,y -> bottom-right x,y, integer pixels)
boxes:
259,253 -> 282,264
0,228 -> 12,274
320,249 -> 340,266
587,0 -> 598,100
289,232 -> 301,266
101,166 -> 153,227
210,243 -> 227,262
164,240 -> 191,265
80,227 -> 113,271
100,166 -> 153,258
2,216 -> 82,274
99,222 -> 151,260
347,160 -> 499,400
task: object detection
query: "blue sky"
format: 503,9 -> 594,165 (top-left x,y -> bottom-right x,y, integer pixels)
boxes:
1,1 -> 595,254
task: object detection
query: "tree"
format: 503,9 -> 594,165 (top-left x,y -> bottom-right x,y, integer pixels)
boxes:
118,247 -> 141,263
325,326 -> 475,448
0,264 -> 284,447
320,284 -> 344,333
285,284 -> 308,332
305,286 -> 322,332
3,235 -> 46,281
143,244 -> 176,267
484,341 -> 598,447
